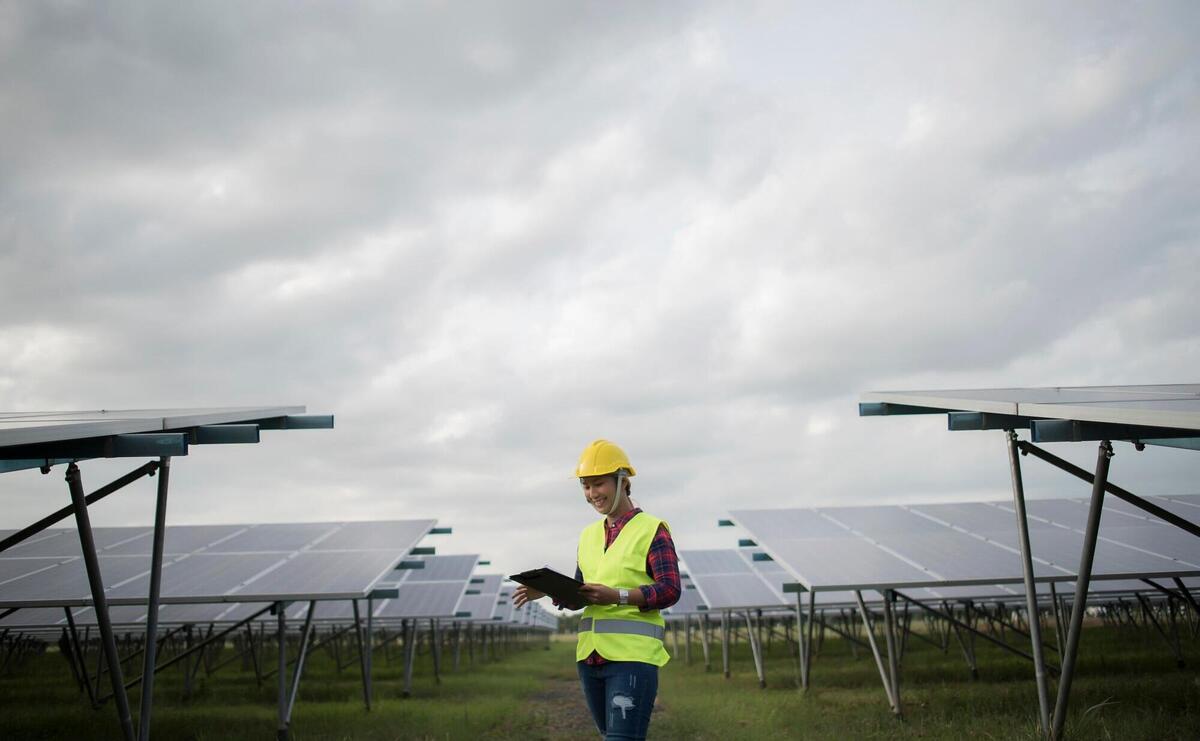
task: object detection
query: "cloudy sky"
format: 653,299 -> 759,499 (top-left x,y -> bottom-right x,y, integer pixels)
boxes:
2,1 -> 1198,580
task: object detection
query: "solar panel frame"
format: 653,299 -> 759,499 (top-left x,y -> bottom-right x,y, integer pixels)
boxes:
859,384 -> 1200,430
0,406 -> 308,448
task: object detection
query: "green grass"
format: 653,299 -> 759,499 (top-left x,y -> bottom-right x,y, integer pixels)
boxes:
0,633 -> 551,740
1,622 -> 1198,739
654,619 -> 1200,740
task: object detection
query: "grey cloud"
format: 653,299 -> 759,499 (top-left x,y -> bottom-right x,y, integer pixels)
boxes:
2,2 -> 1198,578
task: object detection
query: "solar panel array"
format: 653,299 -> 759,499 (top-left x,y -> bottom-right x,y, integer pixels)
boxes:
730,494 -> 1200,596
0,520 -> 435,611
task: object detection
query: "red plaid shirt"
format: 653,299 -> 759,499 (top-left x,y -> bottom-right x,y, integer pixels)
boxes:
573,508 -> 681,665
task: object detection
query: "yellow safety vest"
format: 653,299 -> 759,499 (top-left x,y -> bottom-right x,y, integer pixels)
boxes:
576,511 -> 670,666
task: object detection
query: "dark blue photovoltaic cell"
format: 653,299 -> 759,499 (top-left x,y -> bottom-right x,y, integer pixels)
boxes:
680,550 -> 786,610
1,557 -> 151,605
0,520 -> 436,609
404,555 -> 477,583
733,494 -> 1200,594
376,582 -> 469,618
679,550 -> 752,576
214,524 -> 340,552
309,520 -> 435,551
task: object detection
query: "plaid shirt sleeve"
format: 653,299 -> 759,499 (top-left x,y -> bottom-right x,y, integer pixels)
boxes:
639,523 -> 681,611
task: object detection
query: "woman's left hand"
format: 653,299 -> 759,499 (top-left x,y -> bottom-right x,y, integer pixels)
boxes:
578,583 -> 619,605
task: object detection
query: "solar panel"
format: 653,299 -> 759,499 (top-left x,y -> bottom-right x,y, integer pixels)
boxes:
0,520 -> 436,609
454,574 -> 503,621
679,549 -> 786,610
376,582 -> 468,619
859,384 -> 1200,430
370,554 -> 477,619
308,521 -> 434,552
663,574 -> 707,617
215,524 -> 336,552
402,554 -> 477,583
731,494 -> 1200,594
0,407 -> 307,447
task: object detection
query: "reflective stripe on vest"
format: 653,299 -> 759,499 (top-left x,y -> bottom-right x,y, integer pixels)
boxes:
578,617 -> 666,641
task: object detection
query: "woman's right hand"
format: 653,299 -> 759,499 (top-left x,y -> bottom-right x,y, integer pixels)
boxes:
513,585 -> 545,608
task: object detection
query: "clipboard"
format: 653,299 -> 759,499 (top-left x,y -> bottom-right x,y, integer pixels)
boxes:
509,567 -> 585,609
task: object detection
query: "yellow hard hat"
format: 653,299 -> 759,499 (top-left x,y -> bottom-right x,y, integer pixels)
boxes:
574,439 -> 636,478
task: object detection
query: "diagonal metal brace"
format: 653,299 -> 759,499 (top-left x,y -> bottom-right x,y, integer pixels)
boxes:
1017,441 -> 1200,538
0,461 -> 160,554
894,591 -> 1060,675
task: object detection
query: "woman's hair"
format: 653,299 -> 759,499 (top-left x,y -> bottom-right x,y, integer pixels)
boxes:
618,469 -> 632,495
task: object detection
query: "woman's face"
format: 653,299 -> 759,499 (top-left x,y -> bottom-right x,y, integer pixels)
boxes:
581,475 -> 618,514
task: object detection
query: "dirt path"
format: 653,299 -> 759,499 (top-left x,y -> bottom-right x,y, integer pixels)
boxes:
481,672 -> 672,740
480,674 -> 599,740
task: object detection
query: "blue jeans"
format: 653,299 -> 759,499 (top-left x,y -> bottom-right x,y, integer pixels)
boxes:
577,660 -> 658,740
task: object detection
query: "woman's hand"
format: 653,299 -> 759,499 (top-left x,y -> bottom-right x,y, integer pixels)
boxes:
512,585 -> 545,608
578,583 -> 620,605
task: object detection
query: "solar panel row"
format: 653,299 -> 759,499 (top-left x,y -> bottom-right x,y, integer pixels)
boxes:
0,520 -> 435,609
730,494 -> 1200,593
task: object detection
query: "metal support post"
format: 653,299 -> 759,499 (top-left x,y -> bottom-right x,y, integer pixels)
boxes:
245,622 -> 262,687
1006,430 -> 1052,736
352,599 -> 371,711
66,463 -> 134,741
944,600 -> 979,679
58,626 -> 86,695
280,601 -> 316,738
795,591 -> 807,689
366,598 -> 375,699
745,611 -> 766,688
402,619 -> 417,698
882,591 -> 902,718
1050,440 -> 1113,741
801,587 -> 820,685
137,456 -> 170,741
855,591 -> 898,714
276,603 -> 287,741
64,608 -> 98,707
1049,581 -> 1067,656
1136,593 -> 1185,668
430,618 -> 441,684
699,614 -> 711,671
684,616 -> 693,665
720,612 -> 731,678
453,622 -> 462,671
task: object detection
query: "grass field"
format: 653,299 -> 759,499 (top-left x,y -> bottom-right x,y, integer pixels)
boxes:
1,621 -> 1197,739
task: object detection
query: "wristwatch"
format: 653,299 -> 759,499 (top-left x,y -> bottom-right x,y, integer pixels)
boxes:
617,588 -> 630,606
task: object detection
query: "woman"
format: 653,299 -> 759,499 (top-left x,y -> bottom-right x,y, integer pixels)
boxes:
514,439 -> 681,740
